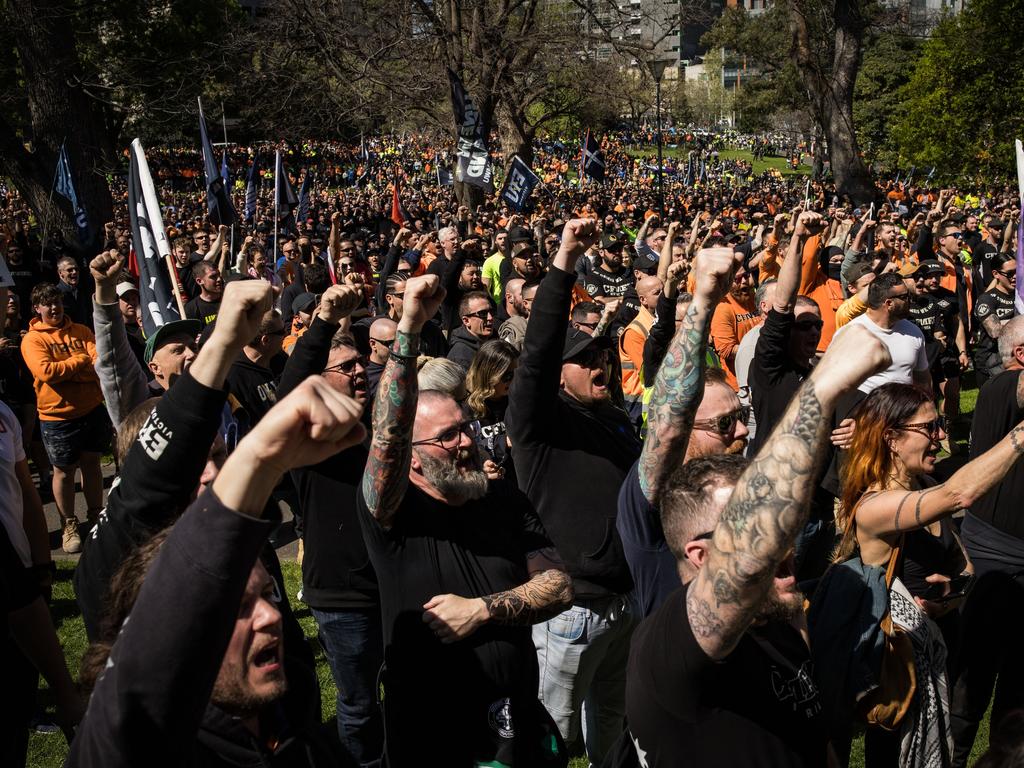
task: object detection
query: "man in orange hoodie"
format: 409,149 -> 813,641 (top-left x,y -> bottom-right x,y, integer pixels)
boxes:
21,283 -> 108,554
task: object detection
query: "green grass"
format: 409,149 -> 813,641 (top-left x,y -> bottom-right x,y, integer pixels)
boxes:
624,147 -> 812,177
28,382 -> 995,768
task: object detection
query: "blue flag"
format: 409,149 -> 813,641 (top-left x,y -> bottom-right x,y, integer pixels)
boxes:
297,170 -> 313,223
54,144 -> 90,244
500,156 -> 541,212
244,154 -> 260,224
221,151 -> 230,187
436,165 -> 453,187
274,150 -> 299,234
581,130 -> 605,182
198,101 -> 236,226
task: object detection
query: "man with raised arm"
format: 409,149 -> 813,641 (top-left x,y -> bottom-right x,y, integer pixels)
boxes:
618,245 -> 750,618
626,322 -> 891,767
358,274 -> 573,768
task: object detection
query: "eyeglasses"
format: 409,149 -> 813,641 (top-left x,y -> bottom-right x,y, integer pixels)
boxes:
388,291 -> 405,299
692,406 -> 750,436
463,309 -> 494,320
793,319 -> 824,331
323,355 -> 368,375
411,420 -> 481,450
895,416 -> 945,439
340,261 -> 355,270
515,252 -> 541,261
370,337 -> 395,346
997,269 -> 1017,278
545,239 -> 559,246
573,320 -> 598,331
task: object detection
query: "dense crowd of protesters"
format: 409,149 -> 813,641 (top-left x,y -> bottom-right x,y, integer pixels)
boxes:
1,130 -> 1023,768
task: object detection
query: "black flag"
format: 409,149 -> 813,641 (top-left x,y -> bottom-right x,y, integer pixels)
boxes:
581,130 -> 605,182
448,69 -> 494,191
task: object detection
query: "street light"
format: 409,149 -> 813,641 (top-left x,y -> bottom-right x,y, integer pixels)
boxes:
648,57 -> 673,218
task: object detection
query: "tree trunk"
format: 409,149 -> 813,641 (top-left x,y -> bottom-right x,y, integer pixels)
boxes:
496,106 -> 535,167
1,0 -> 115,255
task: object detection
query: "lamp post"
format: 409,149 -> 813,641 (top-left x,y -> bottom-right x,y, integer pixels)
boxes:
648,58 -> 672,217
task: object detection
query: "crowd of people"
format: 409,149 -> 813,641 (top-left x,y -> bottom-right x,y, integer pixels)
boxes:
1,131 -> 1023,768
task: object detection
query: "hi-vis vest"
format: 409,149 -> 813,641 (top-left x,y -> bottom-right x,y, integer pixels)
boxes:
619,309 -> 655,400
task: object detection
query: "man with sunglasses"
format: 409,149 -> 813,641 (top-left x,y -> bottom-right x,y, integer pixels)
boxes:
507,219 -> 642,766
359,274 -> 573,767
447,291 -> 495,369
972,253 -> 1018,387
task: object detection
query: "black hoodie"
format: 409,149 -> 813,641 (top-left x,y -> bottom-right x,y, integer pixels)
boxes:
446,326 -> 490,370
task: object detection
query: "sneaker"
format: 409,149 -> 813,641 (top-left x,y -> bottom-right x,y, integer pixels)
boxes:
62,518 -> 82,554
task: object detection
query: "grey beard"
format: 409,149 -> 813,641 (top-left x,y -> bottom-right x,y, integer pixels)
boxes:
417,451 -> 489,501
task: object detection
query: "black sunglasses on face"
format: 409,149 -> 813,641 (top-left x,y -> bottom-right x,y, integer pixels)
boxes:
323,355 -> 368,375
692,406 -> 750,436
464,309 -> 494,320
371,337 -> 396,346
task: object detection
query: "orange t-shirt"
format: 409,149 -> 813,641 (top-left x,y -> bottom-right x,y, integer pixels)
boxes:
710,293 -> 761,390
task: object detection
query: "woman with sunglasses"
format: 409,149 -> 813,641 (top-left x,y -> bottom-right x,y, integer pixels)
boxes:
465,339 -> 519,482
836,382 -> 1024,766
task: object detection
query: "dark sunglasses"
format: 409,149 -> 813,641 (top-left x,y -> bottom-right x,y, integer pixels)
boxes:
569,347 -> 609,368
693,406 -> 750,436
463,309 -> 494,320
895,416 -> 945,439
323,355 -> 368,375
370,337 -> 396,346
942,232 -> 962,240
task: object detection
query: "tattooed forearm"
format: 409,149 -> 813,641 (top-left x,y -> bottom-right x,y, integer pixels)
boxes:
690,379 -> 833,659
638,298 -> 712,503
362,329 -> 420,527
1011,425 -> 1024,455
481,569 -> 574,626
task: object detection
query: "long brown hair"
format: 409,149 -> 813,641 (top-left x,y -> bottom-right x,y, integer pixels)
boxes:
835,383 -> 932,561
466,339 -> 519,417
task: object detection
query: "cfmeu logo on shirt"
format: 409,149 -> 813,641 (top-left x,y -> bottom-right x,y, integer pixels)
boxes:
137,411 -> 173,461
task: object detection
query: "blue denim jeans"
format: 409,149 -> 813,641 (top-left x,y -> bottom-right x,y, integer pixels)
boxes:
532,595 -> 637,767
310,606 -> 384,768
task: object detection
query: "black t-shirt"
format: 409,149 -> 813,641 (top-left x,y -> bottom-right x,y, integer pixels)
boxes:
972,288 -> 1015,370
581,264 -> 633,300
184,295 -> 220,328
750,309 -> 811,457
969,369 -> 1024,539
356,480 -> 556,766
626,584 -> 828,768
616,460 -> 680,619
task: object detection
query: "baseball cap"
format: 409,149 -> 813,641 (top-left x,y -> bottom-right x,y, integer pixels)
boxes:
916,260 -> 945,276
562,326 -> 612,362
601,232 -> 624,251
115,282 -> 138,298
292,292 -> 317,315
632,254 -> 658,274
844,261 -> 875,285
511,241 -> 538,259
143,319 -> 202,363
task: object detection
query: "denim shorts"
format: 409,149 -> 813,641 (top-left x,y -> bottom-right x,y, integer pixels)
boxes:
39,406 -> 111,468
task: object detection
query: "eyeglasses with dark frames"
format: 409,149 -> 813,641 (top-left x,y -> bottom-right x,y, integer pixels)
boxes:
323,355 -> 368,376
411,420 -> 481,450
894,416 -> 945,439
463,309 -> 495,320
692,406 -> 750,436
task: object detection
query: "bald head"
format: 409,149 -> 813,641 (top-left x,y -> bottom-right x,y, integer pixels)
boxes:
998,315 -> 1024,367
637,275 -> 664,311
505,277 -> 526,316
368,317 -> 398,365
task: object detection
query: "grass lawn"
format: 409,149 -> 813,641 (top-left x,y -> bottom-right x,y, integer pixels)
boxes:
28,380 -> 993,766
624,146 -> 812,178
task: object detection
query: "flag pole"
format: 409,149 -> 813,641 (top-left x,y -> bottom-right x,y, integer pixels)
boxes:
273,150 -> 280,268
134,138 -> 187,317
222,103 -> 234,265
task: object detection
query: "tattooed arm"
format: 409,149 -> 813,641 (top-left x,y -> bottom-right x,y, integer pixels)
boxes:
422,548 -> 574,644
361,275 -> 447,529
687,325 -> 891,660
638,247 -> 741,505
855,417 -> 1024,539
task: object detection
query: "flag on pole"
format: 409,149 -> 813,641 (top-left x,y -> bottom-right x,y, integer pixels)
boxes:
244,154 -> 260,224
297,170 -> 313,224
448,69 -> 494,191
391,177 -> 406,226
698,155 -> 707,183
580,130 -> 605,182
128,139 -> 184,336
1014,139 -> 1024,314
274,150 -> 299,234
198,100 -> 236,226
54,143 -> 90,244
499,155 -> 542,212
684,152 -> 694,186
359,134 -> 370,164
436,165 -> 453,186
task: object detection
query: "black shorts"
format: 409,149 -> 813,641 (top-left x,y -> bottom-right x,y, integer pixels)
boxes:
39,406 -> 111,468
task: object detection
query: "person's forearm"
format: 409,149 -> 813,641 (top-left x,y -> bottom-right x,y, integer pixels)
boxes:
362,328 -> 418,526
204,230 -> 224,261
277,316 -> 335,399
639,294 -> 713,503
481,568 -> 574,626
17,460 -> 49,565
8,597 -> 77,702
188,331 -> 242,390
955,316 -> 967,356
775,233 -> 806,311
212,446 -> 282,517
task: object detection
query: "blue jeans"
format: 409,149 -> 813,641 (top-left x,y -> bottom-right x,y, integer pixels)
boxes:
533,595 -> 637,767
310,606 -> 384,768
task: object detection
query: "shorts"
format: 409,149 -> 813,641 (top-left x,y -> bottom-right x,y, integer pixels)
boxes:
39,406 -> 112,468
931,355 -> 961,385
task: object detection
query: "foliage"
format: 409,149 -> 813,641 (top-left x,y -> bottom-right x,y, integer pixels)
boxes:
852,31 -> 921,171
892,0 -> 1024,183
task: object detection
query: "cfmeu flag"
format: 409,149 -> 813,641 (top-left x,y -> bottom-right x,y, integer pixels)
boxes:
297,170 -> 314,223
500,156 -> 541,212
274,150 -> 299,234
448,69 -> 494,191
198,100 -> 236,226
244,154 -> 260,223
1015,139 -> 1024,313
54,143 -> 90,244
128,139 -> 183,336
581,130 -> 605,182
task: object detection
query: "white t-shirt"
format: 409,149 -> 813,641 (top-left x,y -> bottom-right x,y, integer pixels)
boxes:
0,400 -> 31,567
838,313 -> 928,393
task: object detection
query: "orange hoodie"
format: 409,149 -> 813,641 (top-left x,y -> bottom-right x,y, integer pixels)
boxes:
21,316 -> 102,421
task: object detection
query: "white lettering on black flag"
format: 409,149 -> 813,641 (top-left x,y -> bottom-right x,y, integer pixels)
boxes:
500,155 -> 541,212
448,69 -> 494,191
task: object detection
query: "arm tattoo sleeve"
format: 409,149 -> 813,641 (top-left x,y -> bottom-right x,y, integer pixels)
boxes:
638,299 -> 712,503
361,329 -> 420,527
687,381 -> 832,659
481,568 -> 574,626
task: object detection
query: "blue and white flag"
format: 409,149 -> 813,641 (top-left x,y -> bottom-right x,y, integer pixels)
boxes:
198,100 -> 236,226
274,150 -> 299,234
448,69 -> 494,191
297,169 -> 313,223
581,130 -> 605,182
500,155 -> 541,212
244,154 -> 260,224
436,165 -> 453,187
54,143 -> 90,244
129,139 -> 181,336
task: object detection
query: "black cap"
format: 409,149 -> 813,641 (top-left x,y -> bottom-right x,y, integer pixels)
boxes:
632,254 -> 658,274
562,326 -> 612,362
601,232 -> 624,250
292,292 -> 317,315
916,260 -> 945,276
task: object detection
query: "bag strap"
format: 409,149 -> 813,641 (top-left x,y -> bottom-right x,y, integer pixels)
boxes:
883,534 -> 905,589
